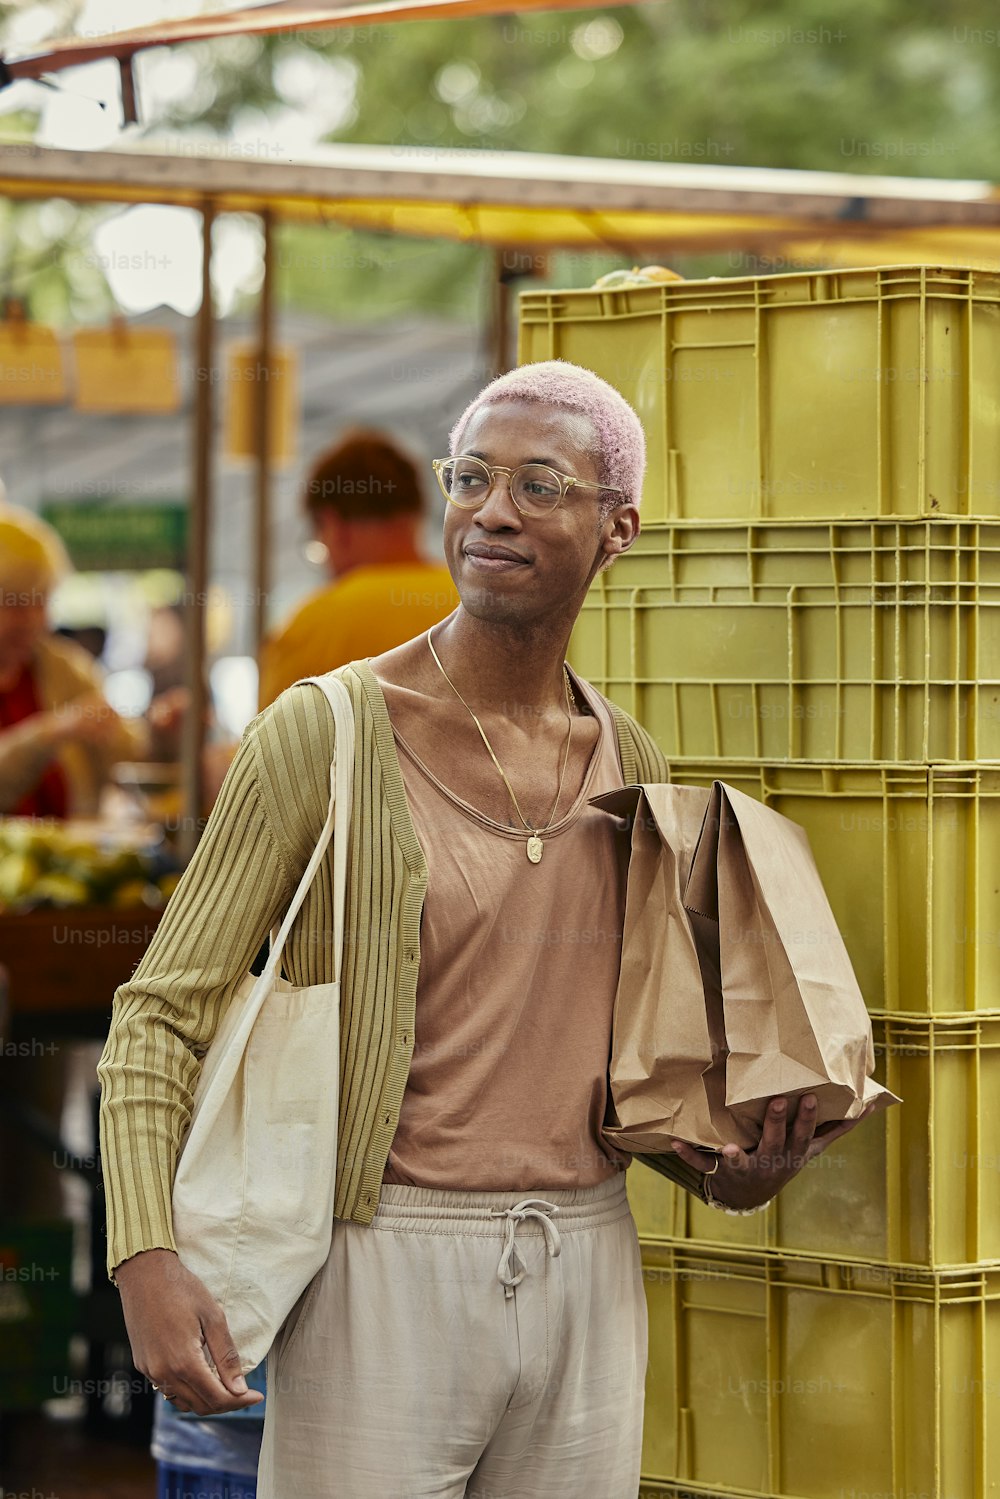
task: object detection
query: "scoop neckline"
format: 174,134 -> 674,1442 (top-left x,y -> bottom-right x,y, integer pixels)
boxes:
385,662 -> 607,841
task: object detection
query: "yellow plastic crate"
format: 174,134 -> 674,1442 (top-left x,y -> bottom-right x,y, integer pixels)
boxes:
628,1014 -> 1000,1270
638,1248 -> 1000,1498
570,519 -> 1000,761
518,264 -> 1000,524
615,760 -> 999,1016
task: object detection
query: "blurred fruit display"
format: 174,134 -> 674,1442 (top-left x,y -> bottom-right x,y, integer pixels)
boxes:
0,819 -> 182,913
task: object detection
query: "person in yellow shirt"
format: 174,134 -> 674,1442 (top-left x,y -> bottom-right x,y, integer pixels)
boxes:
258,429 -> 459,708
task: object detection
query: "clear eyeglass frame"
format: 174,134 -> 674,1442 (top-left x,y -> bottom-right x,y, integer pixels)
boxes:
431,456 -> 624,517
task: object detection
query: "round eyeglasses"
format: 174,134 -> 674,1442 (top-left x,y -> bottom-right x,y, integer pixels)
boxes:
432,457 -> 623,518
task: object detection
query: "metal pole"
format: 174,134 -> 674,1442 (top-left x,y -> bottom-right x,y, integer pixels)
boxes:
118,56 -> 140,126
180,199 -> 214,861
491,247 -> 511,378
253,209 -> 274,664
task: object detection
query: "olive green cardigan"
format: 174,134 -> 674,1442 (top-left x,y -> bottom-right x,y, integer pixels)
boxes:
97,659 -> 703,1280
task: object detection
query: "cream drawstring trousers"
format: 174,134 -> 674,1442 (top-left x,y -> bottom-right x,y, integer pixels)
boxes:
256,1173 -> 648,1498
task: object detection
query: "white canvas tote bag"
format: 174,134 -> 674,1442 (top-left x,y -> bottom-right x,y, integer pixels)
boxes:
171,671 -> 353,1373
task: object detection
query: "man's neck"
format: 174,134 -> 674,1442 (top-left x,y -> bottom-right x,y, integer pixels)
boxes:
428,611 -> 576,719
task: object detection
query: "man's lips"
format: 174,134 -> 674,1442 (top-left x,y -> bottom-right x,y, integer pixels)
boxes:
464,545 -> 531,567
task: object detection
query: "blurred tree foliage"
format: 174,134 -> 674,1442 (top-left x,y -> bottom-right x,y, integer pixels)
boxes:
1,0 -> 998,324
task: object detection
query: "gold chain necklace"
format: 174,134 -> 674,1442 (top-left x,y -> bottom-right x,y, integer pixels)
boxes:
426,626 -> 576,864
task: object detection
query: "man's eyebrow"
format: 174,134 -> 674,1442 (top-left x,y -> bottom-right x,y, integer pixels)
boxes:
466,449 -> 566,468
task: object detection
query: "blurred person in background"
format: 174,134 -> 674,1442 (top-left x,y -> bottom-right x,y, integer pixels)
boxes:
143,603 -> 189,764
0,501 -> 147,818
258,427 -> 458,707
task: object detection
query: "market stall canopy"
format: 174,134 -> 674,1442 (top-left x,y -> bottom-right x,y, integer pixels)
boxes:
2,0 -> 620,79
1,141 -> 1000,267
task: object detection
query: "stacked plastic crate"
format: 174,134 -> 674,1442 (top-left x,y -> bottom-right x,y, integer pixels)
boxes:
520,266 -> 1000,1499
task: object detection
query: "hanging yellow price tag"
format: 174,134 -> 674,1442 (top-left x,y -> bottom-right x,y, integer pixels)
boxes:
0,322 -> 67,405
222,343 -> 298,468
72,324 -> 180,413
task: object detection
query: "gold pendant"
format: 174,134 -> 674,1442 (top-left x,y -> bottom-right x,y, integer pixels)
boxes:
526,835 -> 543,864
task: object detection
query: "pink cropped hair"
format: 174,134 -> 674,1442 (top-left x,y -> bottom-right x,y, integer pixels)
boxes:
448,359 -> 646,516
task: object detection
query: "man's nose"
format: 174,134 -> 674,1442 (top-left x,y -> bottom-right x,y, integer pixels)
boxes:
476,470 -> 522,525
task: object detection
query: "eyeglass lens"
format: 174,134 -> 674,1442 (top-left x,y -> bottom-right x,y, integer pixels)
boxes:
441,458 -> 563,513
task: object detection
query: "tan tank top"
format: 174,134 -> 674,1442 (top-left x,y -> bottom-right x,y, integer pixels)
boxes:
382,666 -> 632,1191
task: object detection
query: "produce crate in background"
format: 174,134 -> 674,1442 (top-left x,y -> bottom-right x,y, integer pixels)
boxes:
570,519 -> 1000,761
638,1247 -> 1000,1499
618,760 -> 1000,1017
519,265 -> 1000,524
628,1013 -> 1000,1270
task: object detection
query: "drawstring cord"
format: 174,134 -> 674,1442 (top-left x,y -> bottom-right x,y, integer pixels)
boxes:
489,1198 -> 562,1299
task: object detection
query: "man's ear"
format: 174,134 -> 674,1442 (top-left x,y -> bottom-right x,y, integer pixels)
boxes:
595,506 -> 640,576
602,504 -> 640,565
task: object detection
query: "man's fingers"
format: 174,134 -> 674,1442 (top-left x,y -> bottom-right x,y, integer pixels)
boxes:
165,1360 -> 260,1416
160,1392 -> 193,1414
755,1097 -> 791,1161
200,1307 -> 256,1397
155,1327 -> 251,1415
670,1140 -> 720,1174
787,1095 -> 818,1159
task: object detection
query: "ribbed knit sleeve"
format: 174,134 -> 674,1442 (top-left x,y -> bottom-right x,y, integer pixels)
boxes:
96,685 -> 335,1281
625,715 -> 670,783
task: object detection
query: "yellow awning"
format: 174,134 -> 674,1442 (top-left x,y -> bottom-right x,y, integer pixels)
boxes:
2,142 -> 1000,267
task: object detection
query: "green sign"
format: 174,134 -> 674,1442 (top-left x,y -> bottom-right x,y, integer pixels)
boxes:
41,502 -> 188,571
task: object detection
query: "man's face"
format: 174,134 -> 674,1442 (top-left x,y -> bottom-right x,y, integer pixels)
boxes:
442,400 -> 636,627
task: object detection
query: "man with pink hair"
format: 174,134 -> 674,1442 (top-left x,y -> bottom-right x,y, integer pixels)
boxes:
104,360 -> 867,1498
449,358 -> 647,531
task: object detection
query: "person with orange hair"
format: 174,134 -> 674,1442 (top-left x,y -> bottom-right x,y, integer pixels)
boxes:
257,428 -> 458,708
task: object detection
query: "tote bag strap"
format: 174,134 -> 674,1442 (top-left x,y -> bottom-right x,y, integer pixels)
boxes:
263,671 -> 355,987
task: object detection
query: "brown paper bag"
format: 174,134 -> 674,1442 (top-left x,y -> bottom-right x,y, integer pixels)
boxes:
591,784 -> 757,1154
591,782 -> 897,1156
686,781 -> 897,1132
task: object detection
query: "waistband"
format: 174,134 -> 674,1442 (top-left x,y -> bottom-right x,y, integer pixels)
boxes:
369,1171 -> 629,1235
